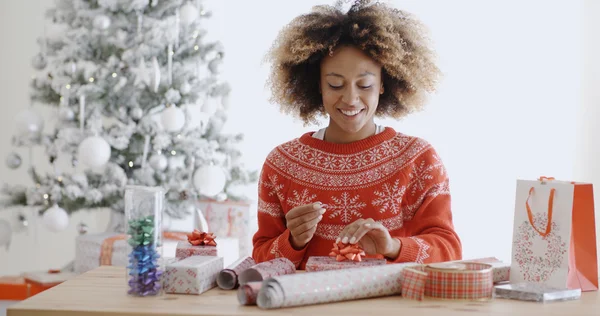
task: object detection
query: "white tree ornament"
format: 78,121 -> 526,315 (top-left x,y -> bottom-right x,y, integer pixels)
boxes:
149,153 -> 168,171
131,58 -> 150,88
42,204 -> 69,232
179,2 -> 199,25
150,57 -> 161,93
193,165 -> 226,197
160,105 -> 186,132
77,136 -> 112,168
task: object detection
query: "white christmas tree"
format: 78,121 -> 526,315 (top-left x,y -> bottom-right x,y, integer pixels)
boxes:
2,0 -> 257,231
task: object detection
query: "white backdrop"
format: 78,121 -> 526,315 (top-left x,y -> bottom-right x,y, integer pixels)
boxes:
1,0 -> 598,276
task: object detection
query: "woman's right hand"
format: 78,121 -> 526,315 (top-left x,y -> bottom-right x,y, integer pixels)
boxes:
286,202 -> 326,249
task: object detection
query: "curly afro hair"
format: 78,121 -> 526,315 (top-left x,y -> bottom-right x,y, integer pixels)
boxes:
265,0 -> 441,125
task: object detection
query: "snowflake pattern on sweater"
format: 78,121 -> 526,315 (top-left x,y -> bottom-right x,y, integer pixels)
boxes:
252,127 -> 462,269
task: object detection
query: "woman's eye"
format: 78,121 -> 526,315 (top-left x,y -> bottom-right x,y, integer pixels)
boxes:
359,85 -> 373,89
328,84 -> 342,89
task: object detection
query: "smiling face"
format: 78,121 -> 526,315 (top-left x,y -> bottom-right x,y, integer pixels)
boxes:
319,45 -> 384,143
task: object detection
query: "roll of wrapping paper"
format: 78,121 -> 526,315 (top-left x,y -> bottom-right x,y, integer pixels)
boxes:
401,262 -> 494,301
217,256 -> 256,290
238,258 -> 296,286
257,262 -> 416,309
237,281 -> 262,306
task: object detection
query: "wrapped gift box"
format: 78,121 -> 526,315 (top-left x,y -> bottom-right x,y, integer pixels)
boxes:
305,256 -> 387,272
23,270 -> 78,294
0,276 -> 31,300
175,241 -> 218,260
198,199 -> 252,257
75,232 -> 131,274
494,282 -> 581,302
164,256 -> 224,294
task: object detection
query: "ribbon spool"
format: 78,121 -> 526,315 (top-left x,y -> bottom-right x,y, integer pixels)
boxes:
100,234 -> 127,266
401,262 -> 494,301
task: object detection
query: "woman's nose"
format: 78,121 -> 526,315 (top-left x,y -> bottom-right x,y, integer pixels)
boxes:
341,86 -> 359,105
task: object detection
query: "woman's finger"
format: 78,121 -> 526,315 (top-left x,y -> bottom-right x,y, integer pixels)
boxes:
337,219 -> 364,243
348,218 -> 377,244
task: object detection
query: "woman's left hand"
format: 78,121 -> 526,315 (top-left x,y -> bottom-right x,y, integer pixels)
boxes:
336,218 -> 401,260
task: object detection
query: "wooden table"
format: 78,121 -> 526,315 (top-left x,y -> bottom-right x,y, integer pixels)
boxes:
7,266 -> 599,316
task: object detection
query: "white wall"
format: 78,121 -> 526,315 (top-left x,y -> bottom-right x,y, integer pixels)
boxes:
575,0 -> 600,273
1,0 -> 598,277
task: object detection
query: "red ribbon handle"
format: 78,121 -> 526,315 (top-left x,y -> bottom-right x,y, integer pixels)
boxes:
525,186 -> 555,237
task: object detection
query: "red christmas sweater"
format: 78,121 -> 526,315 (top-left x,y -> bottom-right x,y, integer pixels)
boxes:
251,127 -> 462,269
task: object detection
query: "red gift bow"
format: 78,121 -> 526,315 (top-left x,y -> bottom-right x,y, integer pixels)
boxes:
328,241 -> 365,262
187,229 -> 217,246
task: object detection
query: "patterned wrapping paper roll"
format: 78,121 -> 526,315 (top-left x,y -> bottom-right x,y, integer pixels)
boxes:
237,281 -> 262,306
257,262 -> 416,309
217,256 -> 256,290
238,258 -> 296,286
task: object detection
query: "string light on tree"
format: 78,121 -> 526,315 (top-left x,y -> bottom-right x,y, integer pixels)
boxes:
93,15 -> 111,30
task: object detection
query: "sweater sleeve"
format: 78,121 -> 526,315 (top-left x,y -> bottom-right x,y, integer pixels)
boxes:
389,147 -> 462,264
251,161 -> 307,268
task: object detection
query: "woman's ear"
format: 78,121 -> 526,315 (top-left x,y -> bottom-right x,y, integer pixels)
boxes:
380,82 -> 384,94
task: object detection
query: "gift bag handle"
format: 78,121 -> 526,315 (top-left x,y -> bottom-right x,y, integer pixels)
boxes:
525,187 -> 555,237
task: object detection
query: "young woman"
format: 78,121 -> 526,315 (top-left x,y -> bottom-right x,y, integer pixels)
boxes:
252,0 -> 462,269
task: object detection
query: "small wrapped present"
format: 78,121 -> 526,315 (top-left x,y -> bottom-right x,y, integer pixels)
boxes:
175,230 -> 218,260
75,232 -> 131,273
305,242 -> 386,272
494,282 -> 581,302
0,276 -> 31,300
23,270 -> 77,291
164,256 -> 224,295
198,200 -> 252,258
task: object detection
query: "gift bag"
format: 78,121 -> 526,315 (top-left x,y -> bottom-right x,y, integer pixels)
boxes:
511,177 -> 598,291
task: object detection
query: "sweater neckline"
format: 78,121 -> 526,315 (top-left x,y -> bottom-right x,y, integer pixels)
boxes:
299,126 -> 397,154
